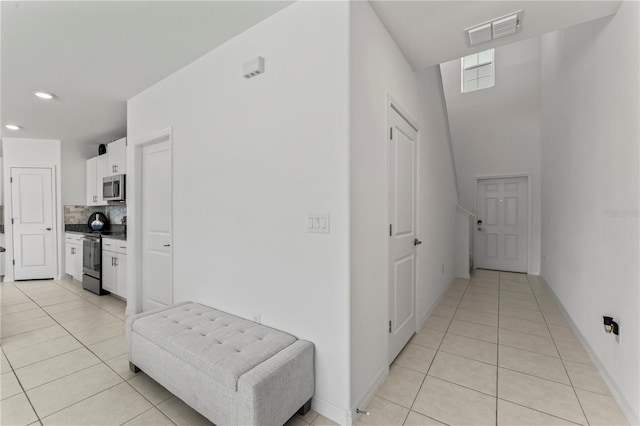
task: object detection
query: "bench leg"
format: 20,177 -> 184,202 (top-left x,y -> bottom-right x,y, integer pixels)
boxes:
129,362 -> 141,373
297,399 -> 312,416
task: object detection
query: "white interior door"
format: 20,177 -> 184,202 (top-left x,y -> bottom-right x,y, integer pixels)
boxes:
388,106 -> 418,363
11,167 -> 56,280
142,140 -> 173,311
476,177 -> 528,273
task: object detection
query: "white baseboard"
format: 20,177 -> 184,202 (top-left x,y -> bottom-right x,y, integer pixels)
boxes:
346,277 -> 458,426
312,395 -> 353,426
540,275 -> 639,426
417,276 -> 458,330
349,364 -> 388,425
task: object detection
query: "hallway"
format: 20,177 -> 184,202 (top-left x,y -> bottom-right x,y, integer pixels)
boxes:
355,270 -> 629,425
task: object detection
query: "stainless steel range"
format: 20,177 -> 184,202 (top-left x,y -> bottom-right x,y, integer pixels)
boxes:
82,234 -> 109,295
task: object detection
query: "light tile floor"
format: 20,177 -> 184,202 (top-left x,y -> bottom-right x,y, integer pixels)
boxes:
0,278 -> 328,426
353,270 -> 630,426
0,272 -> 630,426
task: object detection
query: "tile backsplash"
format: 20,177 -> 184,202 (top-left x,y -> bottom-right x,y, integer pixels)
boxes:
64,205 -> 127,225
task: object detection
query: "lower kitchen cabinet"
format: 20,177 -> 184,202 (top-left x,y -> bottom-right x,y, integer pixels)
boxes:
64,233 -> 84,281
102,238 -> 127,299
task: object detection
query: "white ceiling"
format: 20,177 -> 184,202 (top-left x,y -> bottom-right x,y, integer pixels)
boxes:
1,1 -> 622,150
370,1 -> 622,69
1,1 -> 292,147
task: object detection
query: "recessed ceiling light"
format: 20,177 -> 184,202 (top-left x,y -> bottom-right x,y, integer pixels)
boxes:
5,124 -> 22,130
33,91 -> 55,100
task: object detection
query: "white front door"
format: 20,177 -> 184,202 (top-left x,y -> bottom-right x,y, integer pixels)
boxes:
142,140 -> 173,311
388,106 -> 418,362
11,167 -> 56,280
476,177 -> 528,273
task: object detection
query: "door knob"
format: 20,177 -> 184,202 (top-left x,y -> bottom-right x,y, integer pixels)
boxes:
414,238 -> 422,246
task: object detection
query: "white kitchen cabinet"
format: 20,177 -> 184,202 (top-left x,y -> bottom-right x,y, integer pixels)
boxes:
101,250 -> 117,294
116,252 -> 127,299
102,238 -> 127,299
107,137 -> 126,176
86,155 -> 108,206
65,233 -> 84,281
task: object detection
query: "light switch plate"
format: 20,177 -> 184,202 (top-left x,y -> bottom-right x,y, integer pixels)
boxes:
306,213 -> 330,234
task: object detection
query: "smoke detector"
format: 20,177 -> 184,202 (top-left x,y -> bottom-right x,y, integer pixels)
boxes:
465,10 -> 524,46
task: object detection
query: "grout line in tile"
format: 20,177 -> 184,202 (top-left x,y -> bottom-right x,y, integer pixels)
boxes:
120,406 -> 178,426
407,278 -> 474,422
426,373 -> 498,399
495,272 -> 504,426
6,280 -> 138,421
527,275 -> 591,425
38,381 -> 125,422
496,365 -> 574,388
496,397 -> 584,426
437,347 -> 496,367
1,344 -> 44,425
446,326 -> 497,345
496,323 -> 552,339
496,341 -> 559,359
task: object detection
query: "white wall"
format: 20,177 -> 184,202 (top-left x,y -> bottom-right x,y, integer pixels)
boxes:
61,141 -> 99,206
540,3 -> 639,423
349,1 -> 458,414
441,38 -> 542,274
127,2 -> 351,422
2,138 -> 63,282
455,206 -> 474,279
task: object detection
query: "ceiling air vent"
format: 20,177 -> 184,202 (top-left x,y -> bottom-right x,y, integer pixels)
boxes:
492,14 -> 520,38
465,10 -> 523,46
468,23 -> 492,46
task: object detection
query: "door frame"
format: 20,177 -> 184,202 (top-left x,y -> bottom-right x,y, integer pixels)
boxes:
6,165 -> 60,282
473,173 -> 532,274
127,128 -> 173,316
386,95 -> 420,364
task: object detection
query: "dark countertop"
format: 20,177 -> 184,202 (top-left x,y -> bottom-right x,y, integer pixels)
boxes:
65,224 -> 127,241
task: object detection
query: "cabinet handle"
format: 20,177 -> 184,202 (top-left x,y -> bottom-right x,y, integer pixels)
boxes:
71,248 -> 75,255
114,257 -> 118,267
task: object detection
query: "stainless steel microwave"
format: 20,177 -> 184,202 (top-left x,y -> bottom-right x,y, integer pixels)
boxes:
103,174 -> 125,202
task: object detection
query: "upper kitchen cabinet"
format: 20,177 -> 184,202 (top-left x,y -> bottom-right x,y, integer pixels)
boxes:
86,155 -> 108,206
107,137 -> 127,175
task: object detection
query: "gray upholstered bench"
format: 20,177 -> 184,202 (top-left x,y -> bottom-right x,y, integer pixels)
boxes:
126,302 -> 314,426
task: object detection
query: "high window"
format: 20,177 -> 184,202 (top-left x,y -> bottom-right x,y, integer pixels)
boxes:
461,49 -> 495,93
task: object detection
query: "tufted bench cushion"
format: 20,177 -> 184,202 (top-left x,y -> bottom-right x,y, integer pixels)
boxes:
131,302 -> 296,390
127,302 -> 314,426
